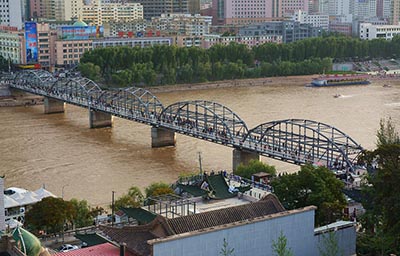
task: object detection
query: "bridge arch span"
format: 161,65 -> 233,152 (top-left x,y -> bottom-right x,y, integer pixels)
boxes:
95,87 -> 163,121
243,119 -> 363,171
159,100 -> 248,145
14,70 -> 57,89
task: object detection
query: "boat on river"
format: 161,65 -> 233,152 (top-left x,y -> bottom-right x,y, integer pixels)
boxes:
309,74 -> 370,87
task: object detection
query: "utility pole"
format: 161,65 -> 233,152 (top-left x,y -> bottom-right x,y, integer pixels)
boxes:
198,151 -> 203,174
111,191 -> 115,227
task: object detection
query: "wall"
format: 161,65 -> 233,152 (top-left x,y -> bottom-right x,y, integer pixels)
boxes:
152,208 -> 319,256
315,224 -> 356,256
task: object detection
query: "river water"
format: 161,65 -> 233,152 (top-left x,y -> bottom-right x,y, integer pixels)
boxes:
1,80 -> 399,208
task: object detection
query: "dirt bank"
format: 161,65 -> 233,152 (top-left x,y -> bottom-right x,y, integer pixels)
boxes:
147,75 -> 316,93
146,74 -> 400,94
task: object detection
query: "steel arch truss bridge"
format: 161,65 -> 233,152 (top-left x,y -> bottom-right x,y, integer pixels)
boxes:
6,71 -> 364,171
242,119 -> 363,171
159,100 -> 248,146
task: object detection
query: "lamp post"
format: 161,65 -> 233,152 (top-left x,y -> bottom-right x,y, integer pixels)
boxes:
62,184 -> 69,199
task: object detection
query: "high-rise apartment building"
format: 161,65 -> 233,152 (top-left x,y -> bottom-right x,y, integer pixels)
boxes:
281,0 -> 309,16
212,0 -> 282,25
135,0 -> 190,20
328,0 -> 351,16
393,0 -> 400,25
0,0 -> 24,29
351,0 -> 377,20
30,0 -> 75,20
80,1 -> 144,25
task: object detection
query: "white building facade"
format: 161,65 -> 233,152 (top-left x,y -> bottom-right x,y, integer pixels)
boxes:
292,10 -> 329,30
0,0 -> 24,29
359,22 -> 400,40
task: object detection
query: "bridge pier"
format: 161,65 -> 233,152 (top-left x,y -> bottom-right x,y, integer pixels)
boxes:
44,97 -> 65,114
89,110 -> 112,128
232,148 -> 260,171
151,127 -> 176,148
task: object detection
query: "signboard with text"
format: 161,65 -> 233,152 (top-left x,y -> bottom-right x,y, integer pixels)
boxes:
59,26 -> 104,40
24,22 -> 38,63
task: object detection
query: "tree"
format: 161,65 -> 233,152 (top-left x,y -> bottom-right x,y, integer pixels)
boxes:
376,117 -> 400,147
271,165 -> 346,226
318,232 -> 342,256
78,62 -> 101,81
272,231 -> 293,256
145,182 -> 174,198
113,186 -> 144,211
25,197 -> 75,235
70,199 -> 92,228
357,118 -> 400,254
220,238 -> 235,256
235,159 -> 276,179
0,55 -> 8,71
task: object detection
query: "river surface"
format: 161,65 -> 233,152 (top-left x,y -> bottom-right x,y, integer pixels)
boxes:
1,80 -> 399,208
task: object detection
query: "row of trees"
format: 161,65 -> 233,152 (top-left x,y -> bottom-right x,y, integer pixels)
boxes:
79,35 -> 400,87
24,182 -> 173,236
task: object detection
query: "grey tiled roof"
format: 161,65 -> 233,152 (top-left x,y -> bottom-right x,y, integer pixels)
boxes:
166,194 -> 285,234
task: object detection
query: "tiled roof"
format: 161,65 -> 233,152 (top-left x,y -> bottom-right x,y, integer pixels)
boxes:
166,194 -> 285,234
121,207 -> 157,225
99,216 -> 173,256
54,243 -> 134,256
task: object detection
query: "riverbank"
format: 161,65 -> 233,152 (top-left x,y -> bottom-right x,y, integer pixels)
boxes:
147,74 -> 400,94
0,96 -> 43,107
147,75 -> 316,93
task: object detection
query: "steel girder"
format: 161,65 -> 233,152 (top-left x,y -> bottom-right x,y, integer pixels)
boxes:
95,87 -> 163,122
159,100 -> 248,145
243,119 -> 364,171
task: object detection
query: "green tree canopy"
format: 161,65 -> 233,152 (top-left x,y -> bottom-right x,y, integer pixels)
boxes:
235,159 -> 276,179
357,118 -> 400,254
114,186 -> 144,211
25,197 -> 75,235
70,198 -> 93,228
271,165 -> 346,226
0,55 -> 8,71
145,182 -> 174,198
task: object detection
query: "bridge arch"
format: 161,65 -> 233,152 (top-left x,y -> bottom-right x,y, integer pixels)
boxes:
47,77 -> 103,104
243,119 -> 363,171
95,87 -> 163,120
159,100 -> 248,145
14,70 -> 57,89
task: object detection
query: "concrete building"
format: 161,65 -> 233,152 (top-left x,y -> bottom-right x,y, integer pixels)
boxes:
212,0 -> 282,26
359,22 -> 400,40
80,1 -> 144,26
0,0 -> 24,29
135,0 -> 190,21
393,0 -> 400,25
328,0 -> 351,16
281,0 -> 309,16
151,14 -> 212,36
351,0 -> 377,20
103,21 -> 148,37
0,26 -> 23,65
202,34 -> 282,48
99,193 -> 356,256
239,20 -> 323,43
330,21 -> 353,36
92,37 -> 173,49
292,10 -> 329,31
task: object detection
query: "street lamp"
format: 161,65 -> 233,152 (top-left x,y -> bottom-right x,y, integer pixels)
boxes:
62,184 -> 69,199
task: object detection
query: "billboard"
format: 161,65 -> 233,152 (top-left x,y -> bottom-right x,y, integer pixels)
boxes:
59,26 -> 104,40
25,22 -> 38,63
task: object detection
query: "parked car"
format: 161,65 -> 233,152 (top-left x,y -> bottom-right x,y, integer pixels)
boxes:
58,244 -> 79,252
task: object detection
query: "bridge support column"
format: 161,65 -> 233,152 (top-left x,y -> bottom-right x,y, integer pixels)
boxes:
44,97 -> 64,114
151,127 -> 176,148
232,148 -> 260,172
89,110 -> 112,128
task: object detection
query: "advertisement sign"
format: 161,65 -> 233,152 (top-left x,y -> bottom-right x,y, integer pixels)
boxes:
25,22 -> 38,63
59,26 -> 104,40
